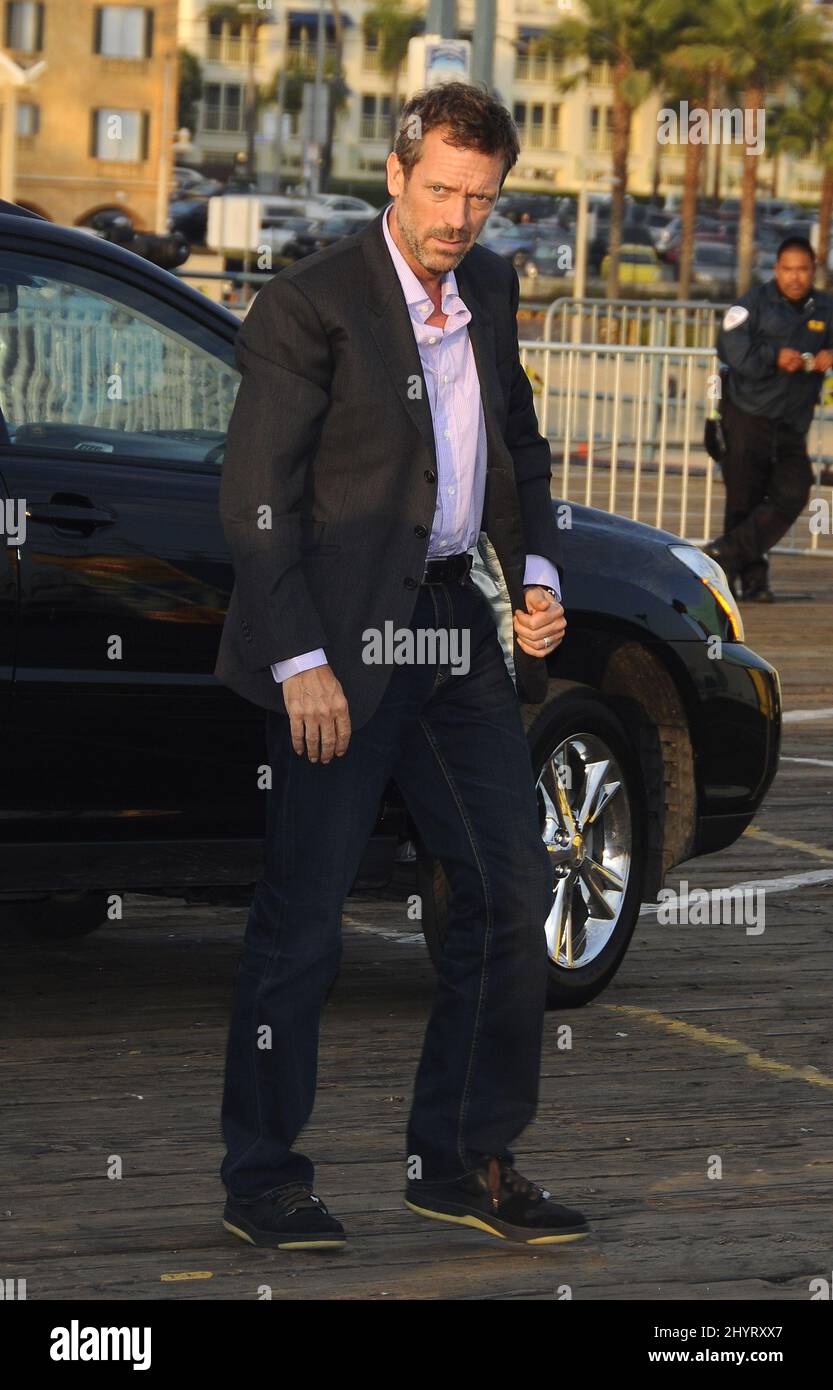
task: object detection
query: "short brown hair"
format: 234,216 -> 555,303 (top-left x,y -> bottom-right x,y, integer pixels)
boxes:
393,81 -> 520,189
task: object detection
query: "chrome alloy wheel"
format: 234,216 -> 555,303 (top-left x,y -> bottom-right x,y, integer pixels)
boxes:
537,732 -> 632,969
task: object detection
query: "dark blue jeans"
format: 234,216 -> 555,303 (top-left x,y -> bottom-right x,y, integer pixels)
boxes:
219,576 -> 553,1200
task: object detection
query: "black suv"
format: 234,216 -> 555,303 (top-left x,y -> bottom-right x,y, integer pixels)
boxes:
0,206 -> 781,1006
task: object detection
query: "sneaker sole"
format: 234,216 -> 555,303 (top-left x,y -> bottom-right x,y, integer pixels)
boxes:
404,1198 -> 589,1244
222,1217 -> 346,1250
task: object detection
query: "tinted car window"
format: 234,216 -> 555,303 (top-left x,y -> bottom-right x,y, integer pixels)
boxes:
0,252 -> 239,466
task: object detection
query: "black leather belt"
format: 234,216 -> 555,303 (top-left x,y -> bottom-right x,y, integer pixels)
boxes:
421,553 -> 473,584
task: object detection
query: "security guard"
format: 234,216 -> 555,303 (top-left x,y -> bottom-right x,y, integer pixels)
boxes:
706,236 -> 833,600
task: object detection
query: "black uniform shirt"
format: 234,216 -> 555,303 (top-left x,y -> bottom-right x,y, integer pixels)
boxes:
716,279 -> 833,433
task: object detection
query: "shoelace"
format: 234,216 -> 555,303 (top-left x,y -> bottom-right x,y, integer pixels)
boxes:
484,1158 -> 550,1211
270,1184 -> 328,1215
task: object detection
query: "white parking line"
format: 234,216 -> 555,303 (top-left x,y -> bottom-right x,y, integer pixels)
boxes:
781,755 -> 833,767
639,865 -> 833,914
783,707 -> 833,722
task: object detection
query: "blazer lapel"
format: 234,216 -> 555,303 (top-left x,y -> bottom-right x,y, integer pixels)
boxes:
361,212 -> 438,469
359,210 -> 510,474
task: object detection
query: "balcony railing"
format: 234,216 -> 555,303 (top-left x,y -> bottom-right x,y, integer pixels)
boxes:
362,47 -> 380,70
360,114 -> 392,140
286,40 -> 339,73
207,35 -> 247,64
203,104 -> 244,133
515,55 -> 562,83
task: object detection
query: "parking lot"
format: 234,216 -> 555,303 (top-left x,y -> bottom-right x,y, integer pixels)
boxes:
2,552 -> 832,1302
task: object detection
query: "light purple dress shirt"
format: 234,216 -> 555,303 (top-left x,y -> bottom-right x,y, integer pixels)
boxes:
271,201 -> 560,684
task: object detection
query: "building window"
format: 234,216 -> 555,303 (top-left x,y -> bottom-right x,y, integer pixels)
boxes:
589,106 -> 614,153
91,108 -> 149,161
548,104 -> 560,151
359,93 -> 403,140
529,103 -> 544,148
5,1 -> 44,51
203,83 -> 244,133
589,61 -> 612,87
362,28 -> 379,70
94,6 -> 153,59
16,101 -> 39,135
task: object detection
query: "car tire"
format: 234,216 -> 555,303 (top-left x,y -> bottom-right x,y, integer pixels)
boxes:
417,687 -> 646,1009
1,891 -> 110,939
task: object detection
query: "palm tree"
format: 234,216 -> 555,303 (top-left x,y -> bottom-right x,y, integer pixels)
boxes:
542,0 -> 685,297
672,0 -> 832,294
206,2 -> 270,174
769,76 -> 833,290
653,7 -> 734,300
363,0 -> 424,144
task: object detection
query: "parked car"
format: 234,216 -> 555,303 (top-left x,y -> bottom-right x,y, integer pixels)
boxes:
0,202 -> 781,1007
495,192 -> 561,224
311,194 -> 377,215
589,218 -> 653,273
690,241 -> 738,298
518,238 -> 576,295
600,242 -> 664,285
656,216 -> 727,261
282,212 -> 376,260
751,246 -> 778,284
258,215 -> 318,260
169,196 -> 209,245
478,226 -> 540,265
80,208 -> 190,270
476,213 -> 515,240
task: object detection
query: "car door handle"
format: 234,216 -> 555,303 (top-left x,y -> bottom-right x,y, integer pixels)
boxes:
26,495 -> 116,532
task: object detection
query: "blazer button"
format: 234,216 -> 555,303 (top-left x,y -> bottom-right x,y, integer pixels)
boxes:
414,524 -> 427,538
424,469 -> 436,483
404,577 -> 418,589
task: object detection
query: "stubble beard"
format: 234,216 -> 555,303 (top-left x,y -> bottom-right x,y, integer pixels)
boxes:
395,195 -> 471,276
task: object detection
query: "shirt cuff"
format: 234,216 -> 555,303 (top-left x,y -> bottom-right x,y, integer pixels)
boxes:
523,555 -> 561,602
271,649 -> 328,683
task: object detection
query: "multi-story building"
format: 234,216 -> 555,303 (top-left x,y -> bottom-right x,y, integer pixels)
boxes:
177,0 -> 832,203
1,0 -> 178,228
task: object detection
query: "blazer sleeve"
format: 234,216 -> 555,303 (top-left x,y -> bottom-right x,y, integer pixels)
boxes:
219,274 -> 332,671
503,266 -> 565,584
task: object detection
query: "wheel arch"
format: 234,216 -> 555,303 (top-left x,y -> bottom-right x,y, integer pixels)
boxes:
524,641 -> 697,900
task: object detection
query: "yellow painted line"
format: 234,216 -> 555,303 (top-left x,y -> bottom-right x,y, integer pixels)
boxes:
605,1004 -> 833,1091
160,1271 -> 214,1281
746,826 -> 833,863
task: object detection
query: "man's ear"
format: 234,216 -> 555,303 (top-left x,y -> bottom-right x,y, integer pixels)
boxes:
386,151 -> 402,198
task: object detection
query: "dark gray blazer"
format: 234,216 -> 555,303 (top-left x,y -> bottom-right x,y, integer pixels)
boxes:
214,205 -> 565,729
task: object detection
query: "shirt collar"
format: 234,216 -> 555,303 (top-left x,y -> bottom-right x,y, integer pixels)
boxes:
382,201 -> 465,317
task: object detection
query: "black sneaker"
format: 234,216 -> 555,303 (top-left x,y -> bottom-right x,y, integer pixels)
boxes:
702,537 -> 740,589
404,1157 -> 590,1244
741,579 -> 775,603
223,1184 -> 346,1250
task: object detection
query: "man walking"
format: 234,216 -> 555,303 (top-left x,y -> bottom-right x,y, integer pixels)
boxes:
706,236 -> 833,600
214,82 -> 588,1249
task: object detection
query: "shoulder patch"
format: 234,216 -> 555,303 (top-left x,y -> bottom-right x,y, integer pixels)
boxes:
722,305 -> 750,331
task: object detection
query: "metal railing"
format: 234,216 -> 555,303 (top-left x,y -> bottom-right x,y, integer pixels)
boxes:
543,297 -> 729,349
169,271 -> 832,557
517,337 -> 833,555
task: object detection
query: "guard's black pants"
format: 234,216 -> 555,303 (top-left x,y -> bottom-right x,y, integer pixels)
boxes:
718,397 -> 813,586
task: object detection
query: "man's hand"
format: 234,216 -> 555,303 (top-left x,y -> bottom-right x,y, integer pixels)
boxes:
814,349 -> 833,373
513,586 -> 566,658
281,665 -> 351,763
777,348 -> 804,373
